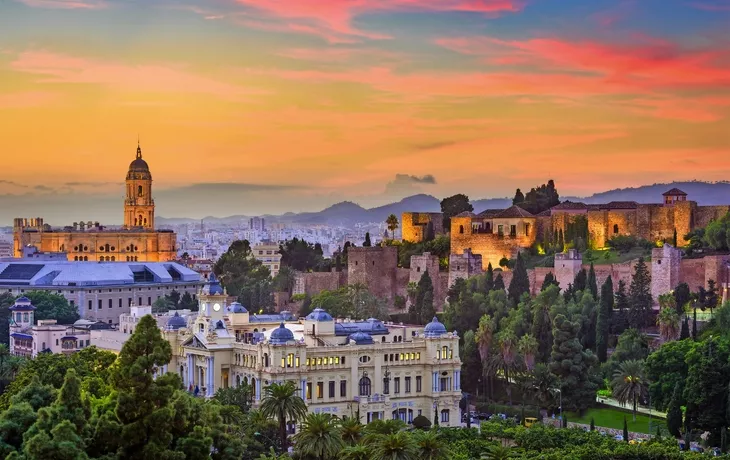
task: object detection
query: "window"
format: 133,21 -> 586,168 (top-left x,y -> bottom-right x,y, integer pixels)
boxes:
613,224 -> 619,234
510,225 -> 517,237
416,376 -> 422,393
497,225 -> 504,236
138,185 -> 143,196
359,377 -> 371,396
525,223 -> 531,236
340,380 -> 347,398
98,299 -> 102,310
440,377 -> 448,392
118,298 -> 122,308
328,381 -> 335,398
383,378 -> 390,394
317,382 -> 324,399
109,299 -> 113,309
306,383 -> 312,399
405,377 -> 411,393
459,225 -> 464,234
394,377 -> 400,394
440,410 -> 450,423
359,356 -> 371,363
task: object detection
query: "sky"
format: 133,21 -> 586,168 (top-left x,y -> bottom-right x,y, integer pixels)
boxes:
1,0 -> 730,223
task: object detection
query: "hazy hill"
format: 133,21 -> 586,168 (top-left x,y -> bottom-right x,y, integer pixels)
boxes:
156,181 -> 730,226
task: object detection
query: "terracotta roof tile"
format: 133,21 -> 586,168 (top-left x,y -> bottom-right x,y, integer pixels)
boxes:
662,187 -> 687,196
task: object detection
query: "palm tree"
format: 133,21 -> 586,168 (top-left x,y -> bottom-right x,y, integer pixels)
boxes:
413,429 -> 450,460
530,364 -> 558,414
260,381 -> 307,450
370,431 -> 418,460
386,214 -> 399,239
481,443 -> 519,459
340,417 -> 363,446
475,315 -> 494,361
656,307 -> 680,342
363,419 -> 405,444
517,334 -> 538,371
490,329 -> 522,405
611,360 -> 649,422
341,444 -> 370,460
292,413 -> 344,460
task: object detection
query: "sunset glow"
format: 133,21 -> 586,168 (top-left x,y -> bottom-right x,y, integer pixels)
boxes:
1,0 -> 729,219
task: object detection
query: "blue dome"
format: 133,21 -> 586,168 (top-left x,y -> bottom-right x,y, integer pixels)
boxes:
270,322 -> 294,345
206,273 -> 224,295
347,332 -> 374,345
424,317 -> 447,338
306,308 -> 333,322
15,296 -> 31,303
166,312 -> 187,330
229,302 -> 248,313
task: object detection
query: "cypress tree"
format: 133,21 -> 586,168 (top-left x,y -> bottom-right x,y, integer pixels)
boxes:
508,253 -> 530,305
562,415 -> 567,428
628,258 -> 652,329
541,272 -> 558,292
692,308 -> 697,340
623,417 -> 629,442
485,263 -> 494,292
666,382 -> 683,438
573,269 -> 587,293
674,283 -> 691,316
587,263 -> 598,299
411,271 -> 434,325
363,232 -> 372,247
722,428 -> 727,453
590,417 -> 595,431
550,314 -> 598,412
673,228 -> 678,247
596,275 -> 613,362
558,229 -> 564,252
680,316 -> 690,340
425,221 -> 435,242
494,274 -> 505,291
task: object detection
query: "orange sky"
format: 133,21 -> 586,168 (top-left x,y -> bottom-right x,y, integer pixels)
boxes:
1,0 -> 730,220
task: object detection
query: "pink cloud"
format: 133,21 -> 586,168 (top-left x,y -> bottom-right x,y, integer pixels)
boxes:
689,1 -> 730,11
15,0 -> 106,9
231,0 -> 522,41
0,91 -> 60,108
436,36 -> 730,89
10,51 -> 266,100
621,95 -> 730,122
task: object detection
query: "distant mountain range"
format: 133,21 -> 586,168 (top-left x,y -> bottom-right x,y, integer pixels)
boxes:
156,181 -> 730,227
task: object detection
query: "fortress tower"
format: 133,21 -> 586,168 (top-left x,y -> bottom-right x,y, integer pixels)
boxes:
124,142 -> 155,230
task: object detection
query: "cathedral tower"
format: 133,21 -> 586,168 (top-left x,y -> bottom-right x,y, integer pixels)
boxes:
124,142 -> 155,229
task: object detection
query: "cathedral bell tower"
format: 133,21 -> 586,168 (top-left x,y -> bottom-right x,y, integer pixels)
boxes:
124,141 -> 155,230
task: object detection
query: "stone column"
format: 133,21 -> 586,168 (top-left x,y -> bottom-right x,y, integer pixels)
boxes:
207,356 -> 214,397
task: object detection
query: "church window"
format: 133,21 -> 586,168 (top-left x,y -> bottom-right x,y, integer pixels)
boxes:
74,256 -> 78,261
111,246 -> 115,251
138,185 -> 143,196
111,256 -> 115,262
83,246 -> 88,251
83,256 -> 88,261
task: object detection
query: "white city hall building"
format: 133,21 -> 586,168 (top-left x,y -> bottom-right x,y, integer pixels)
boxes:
164,275 -> 463,427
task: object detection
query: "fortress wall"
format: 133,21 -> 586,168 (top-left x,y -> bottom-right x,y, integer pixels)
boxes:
635,206 -> 653,241
671,201 -> 693,245
401,212 -> 443,243
680,259 -> 706,291
587,211 -> 608,248
295,272 -> 345,297
396,268 -> 411,299
437,272 -> 450,309
704,255 -> 730,288
347,246 -> 399,300
695,205 -> 730,228
647,205 -> 675,243
532,267 -> 555,295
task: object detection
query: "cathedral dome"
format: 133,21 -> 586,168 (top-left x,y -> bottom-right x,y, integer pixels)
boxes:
347,331 -> 374,345
127,144 -> 152,180
166,312 -> 187,330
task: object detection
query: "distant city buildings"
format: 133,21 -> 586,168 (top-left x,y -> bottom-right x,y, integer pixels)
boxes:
253,241 -> 282,276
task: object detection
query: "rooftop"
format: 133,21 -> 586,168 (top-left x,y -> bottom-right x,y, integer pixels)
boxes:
663,188 -> 688,196
0,261 -> 201,287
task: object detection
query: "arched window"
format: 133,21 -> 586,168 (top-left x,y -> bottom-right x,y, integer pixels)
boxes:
105,243 -> 110,252
74,256 -> 79,261
264,353 -> 270,367
138,215 -> 143,226
111,256 -> 115,262
459,225 -> 464,234
83,256 -> 88,261
138,185 -> 143,196
359,377 -> 371,396
613,224 -> 619,234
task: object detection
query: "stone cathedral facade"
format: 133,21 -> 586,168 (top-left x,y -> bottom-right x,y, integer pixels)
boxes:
13,143 -> 177,262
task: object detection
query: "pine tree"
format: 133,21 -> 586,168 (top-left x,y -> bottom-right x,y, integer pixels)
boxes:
508,253 -> 530,305
112,314 -> 184,459
666,382 -> 683,437
680,316 -> 690,340
596,275 -> 613,362
549,314 -> 599,412
587,263 -> 598,299
573,269 -> 587,293
628,258 -> 652,329
363,233 -> 372,247
493,274 -> 505,291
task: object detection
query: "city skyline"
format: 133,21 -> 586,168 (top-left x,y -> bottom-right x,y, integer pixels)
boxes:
1,0 -> 730,220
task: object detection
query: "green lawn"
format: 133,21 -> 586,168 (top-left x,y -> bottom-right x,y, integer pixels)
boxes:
582,247 -> 650,265
564,406 -> 666,434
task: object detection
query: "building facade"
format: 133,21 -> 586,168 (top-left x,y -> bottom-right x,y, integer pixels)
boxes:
167,275 -> 462,426
253,242 -> 282,277
13,143 -> 177,262
0,260 -> 203,324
